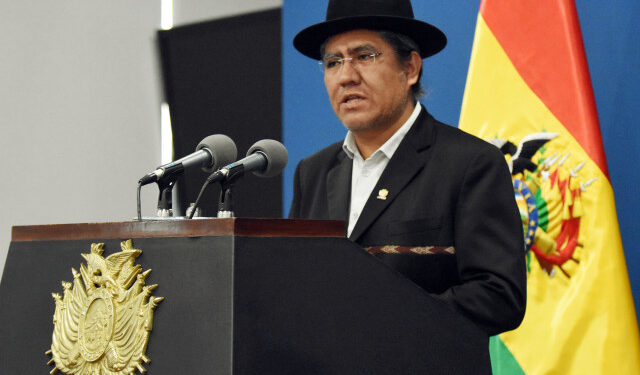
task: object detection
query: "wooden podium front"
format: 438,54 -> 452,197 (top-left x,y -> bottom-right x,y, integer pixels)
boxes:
0,219 -> 490,374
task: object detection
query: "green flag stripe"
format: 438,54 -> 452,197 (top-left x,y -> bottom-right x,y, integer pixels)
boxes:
490,336 -> 526,374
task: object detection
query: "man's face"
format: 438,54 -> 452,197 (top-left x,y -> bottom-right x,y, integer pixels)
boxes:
322,29 -> 418,134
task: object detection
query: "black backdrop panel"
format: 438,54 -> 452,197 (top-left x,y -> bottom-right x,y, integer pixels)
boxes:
158,9 -> 282,217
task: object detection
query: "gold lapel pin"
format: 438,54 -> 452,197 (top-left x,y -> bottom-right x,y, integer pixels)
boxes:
377,189 -> 389,200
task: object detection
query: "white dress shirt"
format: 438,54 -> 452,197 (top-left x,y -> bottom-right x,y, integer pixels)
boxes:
342,104 -> 422,236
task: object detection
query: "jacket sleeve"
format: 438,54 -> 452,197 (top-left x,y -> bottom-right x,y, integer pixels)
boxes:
433,146 -> 527,336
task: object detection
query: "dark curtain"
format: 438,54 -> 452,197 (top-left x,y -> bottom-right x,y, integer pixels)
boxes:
158,9 -> 282,217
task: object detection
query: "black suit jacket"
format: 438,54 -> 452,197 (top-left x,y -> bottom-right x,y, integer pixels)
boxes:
289,107 -> 526,335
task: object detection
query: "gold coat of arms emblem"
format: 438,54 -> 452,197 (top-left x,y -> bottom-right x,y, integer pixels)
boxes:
46,240 -> 163,374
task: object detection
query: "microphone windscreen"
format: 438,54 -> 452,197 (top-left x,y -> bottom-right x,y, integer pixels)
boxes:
246,139 -> 288,177
197,134 -> 237,173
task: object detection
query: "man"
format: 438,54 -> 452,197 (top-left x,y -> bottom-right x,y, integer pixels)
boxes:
289,0 -> 526,336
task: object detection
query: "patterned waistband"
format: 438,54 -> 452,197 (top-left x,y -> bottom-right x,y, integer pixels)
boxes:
364,245 -> 455,255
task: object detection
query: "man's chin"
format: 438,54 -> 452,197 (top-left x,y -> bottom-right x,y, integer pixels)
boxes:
342,121 -> 373,133
339,114 -> 374,132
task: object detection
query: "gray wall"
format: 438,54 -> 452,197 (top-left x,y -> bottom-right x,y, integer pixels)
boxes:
174,0 -> 281,24
0,0 -> 281,282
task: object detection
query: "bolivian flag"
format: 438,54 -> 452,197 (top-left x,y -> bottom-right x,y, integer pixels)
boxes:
459,0 -> 640,373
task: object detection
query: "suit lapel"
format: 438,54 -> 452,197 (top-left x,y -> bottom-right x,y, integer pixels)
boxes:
326,150 -> 352,221
349,107 -> 435,242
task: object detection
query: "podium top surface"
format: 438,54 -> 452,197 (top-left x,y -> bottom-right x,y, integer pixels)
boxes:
11,218 -> 345,242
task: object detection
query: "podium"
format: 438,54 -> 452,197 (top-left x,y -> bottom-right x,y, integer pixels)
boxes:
0,219 -> 490,374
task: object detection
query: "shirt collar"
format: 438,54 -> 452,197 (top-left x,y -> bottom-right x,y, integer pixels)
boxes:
342,103 -> 422,160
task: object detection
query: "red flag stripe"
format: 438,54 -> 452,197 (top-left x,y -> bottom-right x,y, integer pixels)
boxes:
480,0 -> 609,177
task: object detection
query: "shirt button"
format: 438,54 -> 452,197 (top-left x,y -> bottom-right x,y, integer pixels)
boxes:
362,169 -> 370,177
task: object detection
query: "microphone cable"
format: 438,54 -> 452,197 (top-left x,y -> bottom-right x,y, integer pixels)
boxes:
188,178 -> 212,219
137,181 -> 143,221
187,166 -> 236,219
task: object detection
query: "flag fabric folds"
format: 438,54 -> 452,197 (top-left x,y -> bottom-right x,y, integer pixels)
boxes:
459,0 -> 640,373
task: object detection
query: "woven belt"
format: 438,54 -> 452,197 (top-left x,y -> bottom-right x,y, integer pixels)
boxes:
364,245 -> 455,255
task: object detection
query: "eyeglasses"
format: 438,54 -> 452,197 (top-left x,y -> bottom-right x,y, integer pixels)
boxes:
319,52 -> 383,75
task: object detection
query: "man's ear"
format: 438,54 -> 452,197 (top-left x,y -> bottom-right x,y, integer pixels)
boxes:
405,51 -> 422,86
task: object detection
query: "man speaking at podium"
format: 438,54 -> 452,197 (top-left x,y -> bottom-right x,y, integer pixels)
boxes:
289,0 -> 526,336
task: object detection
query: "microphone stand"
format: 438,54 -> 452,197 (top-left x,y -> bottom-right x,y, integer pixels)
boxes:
217,181 -> 234,218
156,176 -> 177,217
216,165 -> 245,218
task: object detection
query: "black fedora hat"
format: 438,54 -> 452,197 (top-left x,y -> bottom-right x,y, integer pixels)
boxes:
293,0 -> 447,60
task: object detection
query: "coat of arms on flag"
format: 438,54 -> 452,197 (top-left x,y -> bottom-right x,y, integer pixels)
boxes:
490,132 -> 597,279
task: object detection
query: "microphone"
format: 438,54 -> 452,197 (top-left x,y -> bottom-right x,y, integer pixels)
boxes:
138,134 -> 237,186
187,139 -> 287,219
207,139 -> 288,183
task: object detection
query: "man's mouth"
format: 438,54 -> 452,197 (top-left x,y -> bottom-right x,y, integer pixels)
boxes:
342,94 -> 365,105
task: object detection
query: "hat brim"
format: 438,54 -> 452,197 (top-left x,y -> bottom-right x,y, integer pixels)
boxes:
293,15 -> 447,60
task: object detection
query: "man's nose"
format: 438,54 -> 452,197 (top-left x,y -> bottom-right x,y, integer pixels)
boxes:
337,60 -> 361,85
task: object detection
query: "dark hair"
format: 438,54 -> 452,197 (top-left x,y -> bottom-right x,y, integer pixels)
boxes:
319,30 -> 425,100
377,30 -> 424,100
